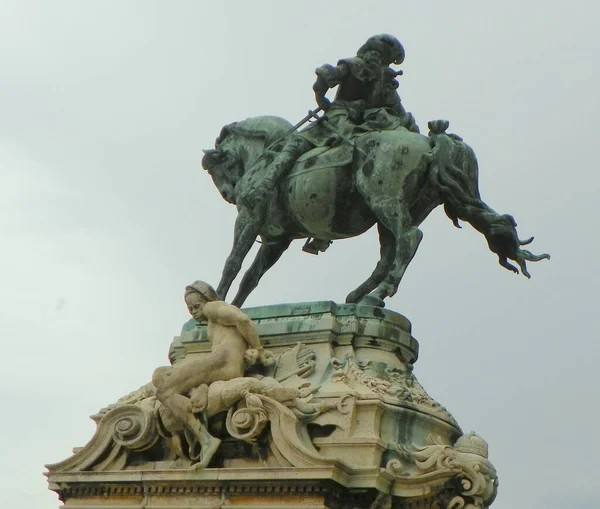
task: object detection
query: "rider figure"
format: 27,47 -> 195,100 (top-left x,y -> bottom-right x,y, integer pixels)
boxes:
312,34 -> 418,132
241,34 -> 420,251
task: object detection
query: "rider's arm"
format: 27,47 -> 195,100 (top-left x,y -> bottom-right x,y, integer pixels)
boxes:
203,301 -> 262,350
313,62 -> 349,111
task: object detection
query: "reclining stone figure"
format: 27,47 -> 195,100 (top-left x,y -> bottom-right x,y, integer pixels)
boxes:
152,280 -> 275,468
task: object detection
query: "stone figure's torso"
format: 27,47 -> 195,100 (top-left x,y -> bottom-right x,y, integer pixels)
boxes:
206,321 -> 247,381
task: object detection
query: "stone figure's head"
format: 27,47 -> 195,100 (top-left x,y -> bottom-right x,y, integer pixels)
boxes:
184,281 -> 219,322
357,34 -> 405,66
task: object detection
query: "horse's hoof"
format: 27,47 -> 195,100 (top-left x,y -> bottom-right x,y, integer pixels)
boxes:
357,294 -> 386,308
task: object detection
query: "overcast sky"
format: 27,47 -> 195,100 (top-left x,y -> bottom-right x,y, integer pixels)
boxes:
1,2 -> 598,508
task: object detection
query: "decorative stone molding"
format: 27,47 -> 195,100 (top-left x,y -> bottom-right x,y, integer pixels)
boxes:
329,355 -> 456,425
226,392 -> 333,467
404,433 -> 499,508
47,375 -> 335,474
46,302 -> 496,509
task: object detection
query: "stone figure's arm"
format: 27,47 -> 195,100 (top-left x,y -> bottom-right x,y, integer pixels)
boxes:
313,62 -> 349,111
203,301 -> 262,350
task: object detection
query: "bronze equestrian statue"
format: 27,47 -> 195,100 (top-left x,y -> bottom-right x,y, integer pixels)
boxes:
202,35 -> 549,307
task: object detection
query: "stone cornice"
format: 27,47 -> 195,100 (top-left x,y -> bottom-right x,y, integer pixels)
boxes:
47,463 -> 459,501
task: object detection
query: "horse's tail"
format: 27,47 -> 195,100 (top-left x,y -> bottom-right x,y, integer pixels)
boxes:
425,120 -> 483,229
426,120 -> 549,276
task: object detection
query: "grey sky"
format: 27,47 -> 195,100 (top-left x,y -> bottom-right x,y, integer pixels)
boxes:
0,1 -> 597,508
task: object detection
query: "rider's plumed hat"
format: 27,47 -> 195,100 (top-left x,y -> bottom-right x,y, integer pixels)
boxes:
357,34 -> 405,65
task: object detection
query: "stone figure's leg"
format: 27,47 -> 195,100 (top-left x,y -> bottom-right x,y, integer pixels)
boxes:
159,390 -> 220,469
217,207 -> 262,300
153,365 -> 222,469
345,223 -> 395,303
153,357 -> 224,399
190,384 -> 209,413
190,426 -> 221,470
231,237 -> 293,307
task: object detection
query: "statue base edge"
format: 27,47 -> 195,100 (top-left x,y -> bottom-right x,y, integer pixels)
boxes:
47,464 -> 460,508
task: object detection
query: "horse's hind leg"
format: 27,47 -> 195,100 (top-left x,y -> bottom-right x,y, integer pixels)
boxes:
345,224 -> 395,303
231,237 -> 292,307
362,200 -> 423,304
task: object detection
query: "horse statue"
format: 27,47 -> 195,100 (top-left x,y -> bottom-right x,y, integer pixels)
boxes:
202,116 -> 549,307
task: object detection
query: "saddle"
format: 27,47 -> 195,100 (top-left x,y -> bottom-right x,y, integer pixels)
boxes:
291,144 -> 354,177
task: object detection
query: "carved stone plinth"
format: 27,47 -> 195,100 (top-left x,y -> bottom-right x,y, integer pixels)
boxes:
46,302 -> 498,508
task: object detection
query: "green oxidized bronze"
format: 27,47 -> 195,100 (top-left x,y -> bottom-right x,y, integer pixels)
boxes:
202,34 -> 549,307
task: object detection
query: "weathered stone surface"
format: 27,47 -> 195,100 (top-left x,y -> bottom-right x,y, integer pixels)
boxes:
46,299 -> 496,508
172,300 -> 417,364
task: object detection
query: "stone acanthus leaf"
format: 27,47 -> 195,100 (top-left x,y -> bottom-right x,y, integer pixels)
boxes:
330,355 -> 456,423
407,433 -> 499,509
227,392 -> 331,467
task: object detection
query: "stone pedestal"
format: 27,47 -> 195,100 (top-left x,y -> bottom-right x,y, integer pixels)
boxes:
46,302 -> 498,508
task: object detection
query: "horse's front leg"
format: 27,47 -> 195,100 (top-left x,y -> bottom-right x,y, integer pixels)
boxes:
217,207 -> 261,301
231,237 -> 293,308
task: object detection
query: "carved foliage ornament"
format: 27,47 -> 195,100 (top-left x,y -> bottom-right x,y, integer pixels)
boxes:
330,355 -> 456,423
409,433 -> 499,509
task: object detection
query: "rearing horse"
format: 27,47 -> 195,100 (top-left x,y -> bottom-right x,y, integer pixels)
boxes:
202,116 -> 549,307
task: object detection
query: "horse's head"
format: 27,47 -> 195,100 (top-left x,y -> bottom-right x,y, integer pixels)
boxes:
203,116 -> 294,205
202,148 -> 241,204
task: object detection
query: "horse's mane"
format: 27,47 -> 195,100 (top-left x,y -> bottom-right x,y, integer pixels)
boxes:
215,116 -> 293,148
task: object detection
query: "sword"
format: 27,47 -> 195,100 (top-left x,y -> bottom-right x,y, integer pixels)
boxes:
254,108 -> 323,162
292,107 -> 323,130
283,106 -> 369,159
268,107 -> 323,148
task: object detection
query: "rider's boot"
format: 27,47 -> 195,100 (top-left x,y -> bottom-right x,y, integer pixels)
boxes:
241,136 -> 311,209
